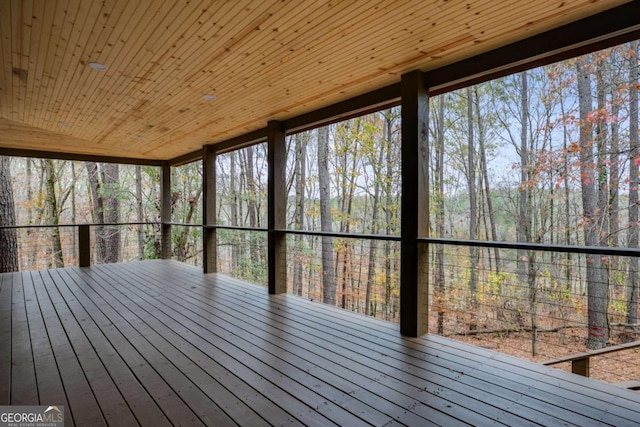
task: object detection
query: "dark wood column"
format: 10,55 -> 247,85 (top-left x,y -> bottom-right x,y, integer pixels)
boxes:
160,161 -> 172,260
78,224 -> 91,267
203,145 -> 217,273
400,70 -> 430,337
268,120 -> 287,294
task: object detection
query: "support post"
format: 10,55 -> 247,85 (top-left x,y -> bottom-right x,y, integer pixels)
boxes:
400,70 -> 430,337
572,357 -> 590,377
161,161 -> 172,259
268,121 -> 287,294
203,145 -> 217,273
78,224 -> 91,267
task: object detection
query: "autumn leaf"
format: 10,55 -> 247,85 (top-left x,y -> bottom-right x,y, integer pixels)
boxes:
567,142 -> 580,154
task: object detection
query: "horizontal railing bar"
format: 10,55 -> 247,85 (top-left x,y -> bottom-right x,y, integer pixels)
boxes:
0,222 -> 160,230
419,237 -> 640,258
204,225 -> 268,232
542,341 -> 640,366
166,222 -> 203,227
278,229 -> 400,241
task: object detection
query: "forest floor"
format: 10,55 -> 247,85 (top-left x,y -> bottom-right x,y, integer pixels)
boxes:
450,326 -> 640,385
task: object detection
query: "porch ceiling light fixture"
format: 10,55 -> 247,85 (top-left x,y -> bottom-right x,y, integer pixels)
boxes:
88,62 -> 108,71
58,121 -> 72,127
202,94 -> 217,101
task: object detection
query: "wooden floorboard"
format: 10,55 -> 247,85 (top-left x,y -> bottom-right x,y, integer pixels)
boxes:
90,264 -> 379,427
34,270 -> 107,427
180,266 -> 640,424
1,260 -> 640,427
11,271 -> 39,405
51,267 -> 209,427
123,261 -> 619,427
45,268 -> 172,427
23,271 -> 74,427
0,270 -> 12,405
57,266 -> 269,427
114,262 -> 510,427
101,263 -> 417,427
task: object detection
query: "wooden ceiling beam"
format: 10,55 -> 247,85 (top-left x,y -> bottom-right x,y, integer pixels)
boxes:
426,1 -> 640,94
283,83 -> 401,135
0,147 -> 164,166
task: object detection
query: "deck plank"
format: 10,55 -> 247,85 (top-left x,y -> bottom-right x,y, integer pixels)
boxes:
23,271 -> 75,427
2,260 -> 640,427
86,263 -> 371,427
44,268 -> 172,427
212,273 -> 640,425
96,263 -> 406,427
57,266 -> 272,427
0,270 -> 12,404
11,271 -> 39,404
126,261 -> 578,426
54,267 -> 236,427
37,269 -> 138,426
47,268 -> 207,427
31,270 -> 106,427
153,260 -> 640,426
114,262 -> 504,427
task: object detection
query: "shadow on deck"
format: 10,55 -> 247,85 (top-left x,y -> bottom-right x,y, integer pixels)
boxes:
1,260 -> 639,426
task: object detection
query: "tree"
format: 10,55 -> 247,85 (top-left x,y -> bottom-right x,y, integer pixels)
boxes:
434,96 -> 447,333
466,87 -> 478,311
475,87 -> 501,273
43,159 -> 64,268
318,126 -> 336,305
364,113 -> 385,315
577,56 -> 609,349
86,162 -> 121,263
293,132 -> 307,296
517,71 -> 531,284
628,40 -> 639,326
136,165 -> 145,259
0,156 -> 19,272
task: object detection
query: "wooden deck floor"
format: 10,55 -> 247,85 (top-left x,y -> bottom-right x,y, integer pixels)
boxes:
1,260 -> 639,426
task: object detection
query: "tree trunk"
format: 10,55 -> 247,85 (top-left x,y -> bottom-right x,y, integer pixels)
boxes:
293,133 -> 307,296
102,163 -> 121,263
577,56 -> 609,349
517,71 -> 530,284
175,186 -> 202,261
0,156 -> 19,272
435,97 -> 446,334
475,87 -> 501,274
365,123 -> 384,316
318,126 -> 335,305
627,40 -> 639,325
244,146 -> 259,270
26,158 -> 35,267
86,162 -> 121,264
44,159 -> 64,268
229,151 -> 239,271
136,165 -> 145,259
609,69 -> 620,270
466,87 -> 478,311
339,125 -> 358,309
71,161 -> 78,262
560,96 -> 573,286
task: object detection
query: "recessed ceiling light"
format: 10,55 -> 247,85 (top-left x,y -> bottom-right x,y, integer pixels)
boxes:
137,135 -> 147,141
88,62 -> 108,71
58,121 -> 72,127
202,94 -> 217,101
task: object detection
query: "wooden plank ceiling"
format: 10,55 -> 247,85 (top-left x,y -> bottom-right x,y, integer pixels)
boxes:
0,0 -> 630,160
